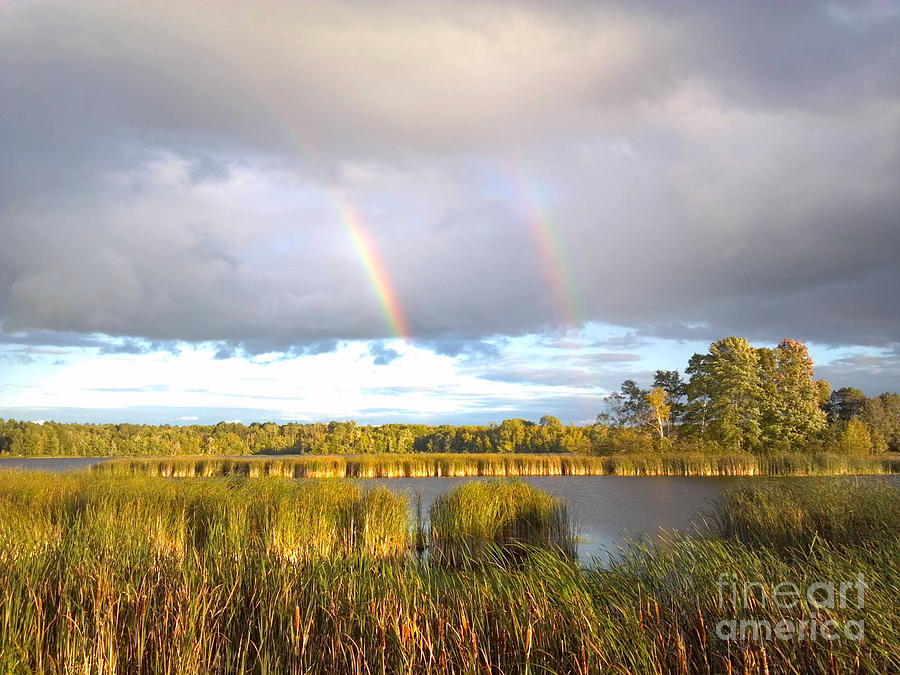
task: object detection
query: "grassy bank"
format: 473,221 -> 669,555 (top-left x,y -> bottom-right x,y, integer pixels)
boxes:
90,450 -> 900,479
0,473 -> 897,673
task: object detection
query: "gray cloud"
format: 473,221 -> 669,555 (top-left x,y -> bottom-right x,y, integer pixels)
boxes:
816,345 -> 900,396
478,367 -> 596,387
0,353 -> 35,365
213,344 -> 237,361
213,339 -> 340,360
369,342 -> 401,366
1,1 -> 899,352
415,338 -> 504,360
588,353 -> 641,364
98,339 -> 163,355
588,333 -> 651,351
0,329 -> 179,355
0,331 -> 119,350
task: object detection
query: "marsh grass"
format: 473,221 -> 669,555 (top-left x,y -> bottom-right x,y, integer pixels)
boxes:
596,533 -> 899,674
0,472 -> 410,562
715,478 -> 900,552
92,450 -> 900,479
429,480 -> 576,566
0,472 -> 897,673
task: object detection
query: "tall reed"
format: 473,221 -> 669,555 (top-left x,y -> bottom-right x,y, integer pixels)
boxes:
91,450 -> 900,479
429,480 -> 575,566
0,471 -> 410,562
714,478 -> 900,552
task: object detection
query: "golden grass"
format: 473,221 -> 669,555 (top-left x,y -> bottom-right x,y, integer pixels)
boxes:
90,450 -> 900,479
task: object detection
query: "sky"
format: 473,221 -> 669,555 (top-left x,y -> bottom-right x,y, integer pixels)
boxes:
1,0 -> 899,426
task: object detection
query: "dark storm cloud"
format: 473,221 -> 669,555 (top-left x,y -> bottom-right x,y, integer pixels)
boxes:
1,1 -> 899,352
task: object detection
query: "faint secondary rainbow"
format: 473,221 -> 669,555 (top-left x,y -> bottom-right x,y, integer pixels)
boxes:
336,199 -> 410,339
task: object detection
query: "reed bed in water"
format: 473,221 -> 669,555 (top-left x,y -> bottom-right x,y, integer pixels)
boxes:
91,450 -> 900,479
0,473 -> 897,673
429,480 -> 576,566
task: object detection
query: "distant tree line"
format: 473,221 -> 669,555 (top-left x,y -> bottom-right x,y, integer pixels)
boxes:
1,337 -> 896,457
0,418 -> 620,457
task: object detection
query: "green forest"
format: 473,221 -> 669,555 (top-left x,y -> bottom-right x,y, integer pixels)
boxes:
2,337 -> 897,457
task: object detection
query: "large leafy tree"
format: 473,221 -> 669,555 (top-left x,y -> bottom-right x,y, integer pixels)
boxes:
760,340 -> 826,449
685,337 -> 763,451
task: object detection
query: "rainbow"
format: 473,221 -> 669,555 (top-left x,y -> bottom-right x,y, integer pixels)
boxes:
518,182 -> 583,327
336,199 -> 410,339
257,119 -> 412,340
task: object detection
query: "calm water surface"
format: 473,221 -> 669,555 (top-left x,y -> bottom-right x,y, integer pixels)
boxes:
365,474 -> 897,563
3,457 -> 894,565
363,475 -> 749,564
0,457 -> 111,471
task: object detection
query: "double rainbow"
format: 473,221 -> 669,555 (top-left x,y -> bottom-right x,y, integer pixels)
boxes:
336,181 -> 581,339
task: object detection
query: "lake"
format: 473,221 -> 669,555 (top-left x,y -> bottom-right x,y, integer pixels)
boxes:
0,457 -> 112,471
363,475 -> 748,563
2,457 -> 894,564
362,474 -> 896,563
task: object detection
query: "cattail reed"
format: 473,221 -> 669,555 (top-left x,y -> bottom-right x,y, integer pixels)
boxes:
90,451 -> 899,480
